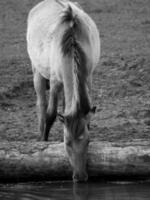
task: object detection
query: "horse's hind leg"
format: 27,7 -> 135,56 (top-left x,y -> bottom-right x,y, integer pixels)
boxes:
33,69 -> 47,141
44,80 -> 62,141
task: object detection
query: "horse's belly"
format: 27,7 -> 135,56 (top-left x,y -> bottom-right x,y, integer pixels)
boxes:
32,55 -> 61,81
27,42 -> 49,79
36,64 -> 50,80
28,33 -> 63,82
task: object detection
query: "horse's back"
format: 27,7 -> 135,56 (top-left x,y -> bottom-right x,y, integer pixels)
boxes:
27,0 -> 100,80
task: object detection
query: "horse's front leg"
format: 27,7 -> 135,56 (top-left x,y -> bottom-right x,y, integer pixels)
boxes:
33,70 -> 47,141
44,80 -> 62,141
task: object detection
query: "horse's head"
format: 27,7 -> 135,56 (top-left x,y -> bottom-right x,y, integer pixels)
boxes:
58,106 -> 96,182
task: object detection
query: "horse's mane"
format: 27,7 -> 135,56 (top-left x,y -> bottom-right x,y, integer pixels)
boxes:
61,6 -> 91,117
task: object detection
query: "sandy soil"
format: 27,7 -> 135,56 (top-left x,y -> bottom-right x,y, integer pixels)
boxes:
0,0 -> 150,142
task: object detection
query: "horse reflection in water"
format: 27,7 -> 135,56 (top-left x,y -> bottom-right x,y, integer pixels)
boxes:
1,182 -> 150,200
27,0 -> 100,182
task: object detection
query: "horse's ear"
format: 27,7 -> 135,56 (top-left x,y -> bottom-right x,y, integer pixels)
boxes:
58,113 -> 65,123
55,0 -> 66,8
90,106 -> 96,113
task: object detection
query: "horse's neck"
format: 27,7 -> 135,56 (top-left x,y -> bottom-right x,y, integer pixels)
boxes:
63,59 -> 74,113
64,84 -> 89,116
63,60 -> 90,115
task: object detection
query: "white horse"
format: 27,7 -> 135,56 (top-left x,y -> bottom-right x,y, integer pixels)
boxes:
27,0 -> 100,182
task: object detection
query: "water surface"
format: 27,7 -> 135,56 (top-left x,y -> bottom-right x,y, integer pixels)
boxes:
0,181 -> 150,200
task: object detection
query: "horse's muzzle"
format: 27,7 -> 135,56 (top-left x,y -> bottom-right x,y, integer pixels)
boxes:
73,172 -> 88,183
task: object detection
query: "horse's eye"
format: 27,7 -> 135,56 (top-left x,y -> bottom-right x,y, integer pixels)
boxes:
85,139 -> 90,146
66,140 -> 72,147
78,135 -> 84,140
87,139 -> 90,145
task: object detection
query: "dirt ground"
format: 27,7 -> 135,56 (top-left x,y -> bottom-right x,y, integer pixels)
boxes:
0,0 -> 150,142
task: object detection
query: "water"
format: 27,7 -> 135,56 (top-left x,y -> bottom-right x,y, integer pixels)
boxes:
0,181 -> 150,200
